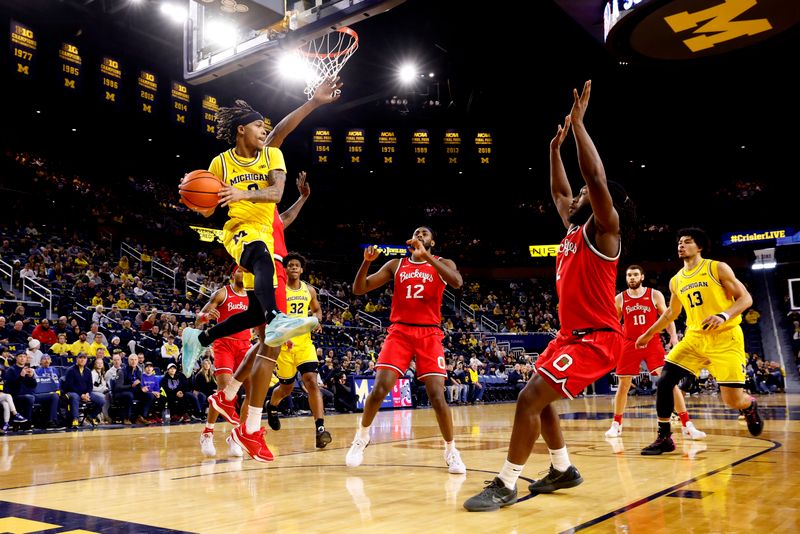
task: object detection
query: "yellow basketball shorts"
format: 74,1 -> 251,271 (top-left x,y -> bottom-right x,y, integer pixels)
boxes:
221,220 -> 277,290
275,342 -> 318,381
665,326 -> 747,386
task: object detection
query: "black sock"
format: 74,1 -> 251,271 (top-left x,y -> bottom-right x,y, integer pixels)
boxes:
315,418 -> 324,430
658,421 -> 671,439
198,331 -> 210,346
266,309 -> 278,324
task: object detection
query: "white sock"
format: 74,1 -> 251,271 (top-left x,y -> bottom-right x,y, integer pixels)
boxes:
223,379 -> 242,401
497,460 -> 524,490
205,423 -> 215,431
549,446 -> 571,473
445,440 -> 456,453
357,425 -> 370,440
245,406 -> 263,434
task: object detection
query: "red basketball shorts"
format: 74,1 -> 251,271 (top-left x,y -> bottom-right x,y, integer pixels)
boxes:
615,338 -> 665,376
534,330 -> 623,399
376,324 -> 446,380
275,260 -> 287,314
213,337 -> 251,376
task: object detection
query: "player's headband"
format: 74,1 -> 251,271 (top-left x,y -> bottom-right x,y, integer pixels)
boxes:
233,111 -> 265,129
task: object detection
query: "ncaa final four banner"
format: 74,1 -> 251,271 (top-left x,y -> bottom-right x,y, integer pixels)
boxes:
171,81 -> 190,125
412,129 -> 430,166
137,70 -> 158,115
346,128 -> 365,165
443,129 -> 462,167
378,130 -> 397,166
58,42 -> 81,91
312,127 -> 332,164
100,56 -> 122,104
10,20 -> 36,78
474,131 -> 493,166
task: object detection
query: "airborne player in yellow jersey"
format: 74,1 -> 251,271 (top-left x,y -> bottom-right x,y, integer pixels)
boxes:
637,227 -> 763,455
181,100 -> 318,462
265,252 -> 331,448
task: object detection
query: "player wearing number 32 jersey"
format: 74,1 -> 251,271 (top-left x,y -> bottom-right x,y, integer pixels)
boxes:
345,226 -> 467,476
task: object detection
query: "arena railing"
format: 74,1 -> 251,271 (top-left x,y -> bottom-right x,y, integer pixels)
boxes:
22,276 -> 53,319
0,258 -> 13,290
480,315 -> 499,332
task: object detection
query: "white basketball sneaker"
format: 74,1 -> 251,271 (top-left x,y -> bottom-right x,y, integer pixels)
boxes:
604,421 -> 622,438
346,431 -> 370,467
445,447 -> 466,474
681,421 -> 707,440
200,429 -> 216,457
227,434 -> 244,457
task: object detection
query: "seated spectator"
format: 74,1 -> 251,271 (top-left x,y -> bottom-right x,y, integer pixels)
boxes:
507,363 -> 525,395
466,362 -> 484,404
8,306 -> 31,330
361,360 -> 376,377
32,354 -> 62,429
191,359 -> 216,413
105,353 -> 124,384
114,354 -> 153,424
62,353 -> 105,428
332,372 -> 355,413
160,335 -> 180,367
453,362 -> 468,403
3,352 -> 37,421
141,362 -> 164,423
445,363 -> 461,403
160,363 -> 202,422
107,304 -> 124,325
26,339 -> 44,368
86,323 -> 109,347
70,332 -> 91,356
91,357 -> 111,423
91,305 -> 105,326
31,319 -> 57,346
0,366 -> 27,433
7,321 -> 29,345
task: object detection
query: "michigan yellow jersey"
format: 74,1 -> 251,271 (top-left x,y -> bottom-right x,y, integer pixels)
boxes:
670,259 -> 741,333
208,146 -> 286,227
286,281 -> 312,344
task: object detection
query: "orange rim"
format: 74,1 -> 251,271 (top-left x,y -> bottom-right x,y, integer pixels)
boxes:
297,26 -> 359,59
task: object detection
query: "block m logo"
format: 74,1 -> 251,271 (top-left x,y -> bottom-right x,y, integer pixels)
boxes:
17,63 -> 29,75
64,78 -> 76,89
105,91 -> 116,102
664,0 -> 772,53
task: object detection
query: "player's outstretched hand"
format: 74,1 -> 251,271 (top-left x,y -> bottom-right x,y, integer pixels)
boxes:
550,115 -> 571,151
364,245 -> 381,262
569,80 -> 592,126
312,76 -> 344,105
297,171 -> 310,198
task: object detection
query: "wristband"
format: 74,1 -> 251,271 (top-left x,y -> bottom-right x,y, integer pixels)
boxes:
716,312 -> 730,322
198,312 -> 209,324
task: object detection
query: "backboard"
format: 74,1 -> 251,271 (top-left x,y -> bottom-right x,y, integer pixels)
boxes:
184,0 -> 405,84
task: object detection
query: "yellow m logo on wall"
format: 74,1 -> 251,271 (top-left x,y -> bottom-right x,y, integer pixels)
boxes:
665,0 -> 772,52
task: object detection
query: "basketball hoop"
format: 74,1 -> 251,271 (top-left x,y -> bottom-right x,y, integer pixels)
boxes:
295,26 -> 359,99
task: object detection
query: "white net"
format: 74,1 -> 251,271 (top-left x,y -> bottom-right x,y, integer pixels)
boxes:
296,27 -> 359,99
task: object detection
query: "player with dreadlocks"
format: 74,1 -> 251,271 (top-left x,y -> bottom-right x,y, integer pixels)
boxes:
464,80 -> 636,511
182,99 -> 318,462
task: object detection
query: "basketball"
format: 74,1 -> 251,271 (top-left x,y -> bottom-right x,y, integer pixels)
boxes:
179,170 -> 222,211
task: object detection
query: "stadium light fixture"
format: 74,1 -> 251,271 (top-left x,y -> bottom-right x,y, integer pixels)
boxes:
278,52 -> 316,82
160,3 -> 187,24
398,63 -> 417,84
206,19 -> 239,48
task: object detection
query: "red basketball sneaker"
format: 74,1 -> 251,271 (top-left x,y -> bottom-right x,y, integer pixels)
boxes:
208,391 -> 240,425
231,426 -> 274,462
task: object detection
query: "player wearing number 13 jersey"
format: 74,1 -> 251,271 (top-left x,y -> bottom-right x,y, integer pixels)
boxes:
345,227 -> 467,475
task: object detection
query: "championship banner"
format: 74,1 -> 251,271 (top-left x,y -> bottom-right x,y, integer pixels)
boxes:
202,95 -> 219,135
412,129 -> 430,166
345,128 -> 365,164
137,70 -> 157,115
474,131 -> 493,166
171,81 -> 190,125
529,244 -> 559,257
444,129 -> 462,166
10,20 -> 36,78
360,244 -> 408,257
378,130 -> 397,166
312,127 -> 332,164
59,42 -> 81,91
189,226 -> 224,244
100,56 -> 122,104
354,377 -> 412,410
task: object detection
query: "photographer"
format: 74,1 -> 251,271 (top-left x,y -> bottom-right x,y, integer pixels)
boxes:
332,372 -> 355,413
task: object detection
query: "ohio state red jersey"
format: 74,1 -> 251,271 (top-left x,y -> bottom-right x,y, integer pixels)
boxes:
621,287 -> 660,343
555,224 -> 621,335
216,285 -> 250,341
389,257 -> 446,326
272,206 -> 287,260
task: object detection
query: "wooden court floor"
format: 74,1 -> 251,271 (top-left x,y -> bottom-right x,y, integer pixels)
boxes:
0,394 -> 797,533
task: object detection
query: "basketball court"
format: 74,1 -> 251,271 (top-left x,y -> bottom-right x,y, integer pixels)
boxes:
0,395 -> 796,533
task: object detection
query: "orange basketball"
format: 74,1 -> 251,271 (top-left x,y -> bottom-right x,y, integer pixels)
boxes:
179,170 -> 222,211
